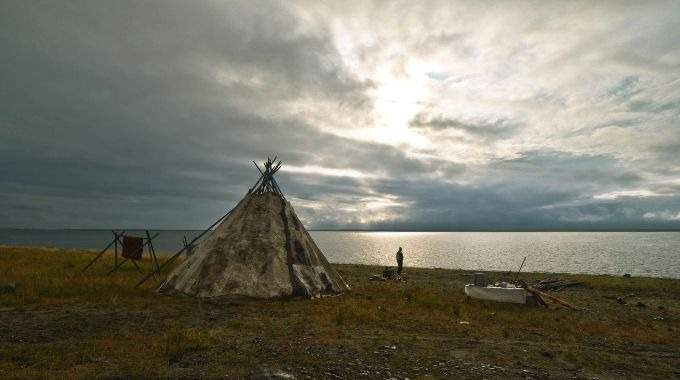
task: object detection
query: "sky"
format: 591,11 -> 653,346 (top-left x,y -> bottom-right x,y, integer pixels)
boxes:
1,1 -> 680,230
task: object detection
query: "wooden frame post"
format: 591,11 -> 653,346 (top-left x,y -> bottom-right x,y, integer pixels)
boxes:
83,230 -> 125,272
107,232 -> 159,276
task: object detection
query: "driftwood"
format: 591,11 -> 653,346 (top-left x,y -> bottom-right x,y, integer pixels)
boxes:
533,278 -> 584,292
518,280 -> 581,310
529,286 -> 581,310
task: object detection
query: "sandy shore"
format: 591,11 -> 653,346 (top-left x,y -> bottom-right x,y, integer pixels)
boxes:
1,245 -> 679,379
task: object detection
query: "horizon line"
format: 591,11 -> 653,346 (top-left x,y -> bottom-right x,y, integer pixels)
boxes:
2,227 -> 680,233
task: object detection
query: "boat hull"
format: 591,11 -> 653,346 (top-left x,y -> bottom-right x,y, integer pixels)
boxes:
464,284 -> 527,304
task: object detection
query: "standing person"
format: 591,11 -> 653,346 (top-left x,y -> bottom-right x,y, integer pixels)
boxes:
396,247 -> 404,275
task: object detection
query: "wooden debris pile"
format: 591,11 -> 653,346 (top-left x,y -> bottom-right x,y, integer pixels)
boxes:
369,267 -> 407,282
518,280 -> 582,310
532,278 -> 584,292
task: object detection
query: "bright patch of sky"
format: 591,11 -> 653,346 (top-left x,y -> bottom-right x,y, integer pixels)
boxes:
1,1 -> 680,229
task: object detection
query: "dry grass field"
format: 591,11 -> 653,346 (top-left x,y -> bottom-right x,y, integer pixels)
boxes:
1,246 -> 679,379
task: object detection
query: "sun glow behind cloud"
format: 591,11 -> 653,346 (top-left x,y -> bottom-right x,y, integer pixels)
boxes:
285,165 -> 383,180
593,190 -> 663,200
2,1 -> 680,229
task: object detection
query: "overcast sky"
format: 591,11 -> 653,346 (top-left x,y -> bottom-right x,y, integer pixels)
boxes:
2,1 -> 680,230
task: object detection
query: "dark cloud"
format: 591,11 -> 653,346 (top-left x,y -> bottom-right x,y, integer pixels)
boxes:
628,99 -> 680,114
0,1 -> 372,228
409,113 -> 518,140
0,1 -> 679,230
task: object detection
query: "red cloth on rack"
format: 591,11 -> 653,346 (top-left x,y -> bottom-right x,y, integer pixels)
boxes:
122,236 -> 144,260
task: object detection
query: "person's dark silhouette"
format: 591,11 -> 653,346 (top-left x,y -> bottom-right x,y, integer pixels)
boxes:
396,247 -> 404,275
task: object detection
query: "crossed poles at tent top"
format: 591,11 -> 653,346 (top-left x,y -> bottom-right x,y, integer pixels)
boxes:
249,156 -> 285,198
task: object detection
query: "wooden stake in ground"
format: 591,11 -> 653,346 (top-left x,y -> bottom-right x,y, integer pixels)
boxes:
83,230 -> 125,272
514,256 -> 527,282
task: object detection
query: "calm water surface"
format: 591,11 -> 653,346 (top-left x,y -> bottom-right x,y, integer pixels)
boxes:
1,229 -> 679,278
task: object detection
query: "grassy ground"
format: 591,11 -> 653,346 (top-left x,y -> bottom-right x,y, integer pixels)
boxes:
0,245 -> 679,379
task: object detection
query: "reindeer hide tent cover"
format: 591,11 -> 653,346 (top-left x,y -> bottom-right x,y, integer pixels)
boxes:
158,158 -> 350,299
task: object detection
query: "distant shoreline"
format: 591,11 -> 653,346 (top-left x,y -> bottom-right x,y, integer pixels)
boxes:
2,227 -> 680,232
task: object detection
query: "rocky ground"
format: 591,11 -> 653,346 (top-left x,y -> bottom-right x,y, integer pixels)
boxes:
1,246 -> 679,379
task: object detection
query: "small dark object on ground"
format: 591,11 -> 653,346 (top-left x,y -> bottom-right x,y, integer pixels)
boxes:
636,302 -> 647,308
614,293 -> 636,305
383,267 -> 396,279
623,273 -> 631,278
658,305 -> 665,310
369,268 -> 407,282
525,294 -> 539,307
0,283 -> 17,294
473,272 -> 488,287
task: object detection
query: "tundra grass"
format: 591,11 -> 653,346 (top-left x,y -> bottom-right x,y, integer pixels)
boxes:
0,246 -> 678,379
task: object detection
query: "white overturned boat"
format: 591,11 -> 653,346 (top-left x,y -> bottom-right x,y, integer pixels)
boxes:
464,284 -> 527,304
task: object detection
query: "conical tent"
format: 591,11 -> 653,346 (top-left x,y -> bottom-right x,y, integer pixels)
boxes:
158,158 -> 350,299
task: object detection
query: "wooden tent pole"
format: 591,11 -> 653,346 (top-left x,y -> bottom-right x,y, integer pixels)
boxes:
114,231 -> 119,268
253,161 -> 264,175
107,259 -> 127,275
253,159 -> 285,197
131,258 -> 143,273
271,176 -> 285,198
249,161 -> 265,193
146,230 -> 161,275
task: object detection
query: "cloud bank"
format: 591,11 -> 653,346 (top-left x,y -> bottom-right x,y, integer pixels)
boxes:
1,0 -> 680,230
